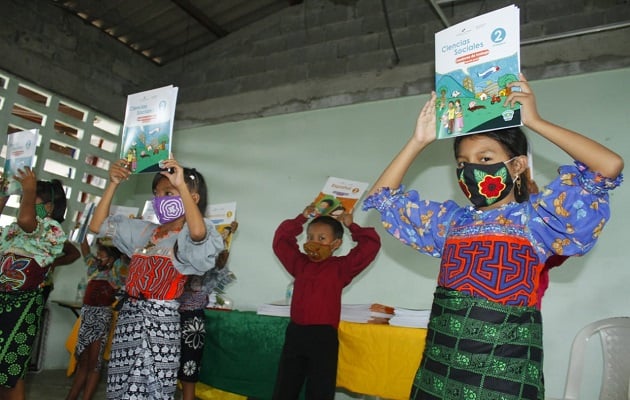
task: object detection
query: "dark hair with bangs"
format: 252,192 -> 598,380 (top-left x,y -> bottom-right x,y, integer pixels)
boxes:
453,127 -> 531,203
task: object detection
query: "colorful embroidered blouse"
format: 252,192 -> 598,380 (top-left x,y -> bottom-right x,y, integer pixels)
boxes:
363,162 -> 622,309
99,214 -> 224,301
0,217 -> 67,291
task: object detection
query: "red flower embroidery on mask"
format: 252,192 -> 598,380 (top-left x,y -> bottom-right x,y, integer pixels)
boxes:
478,175 -> 506,198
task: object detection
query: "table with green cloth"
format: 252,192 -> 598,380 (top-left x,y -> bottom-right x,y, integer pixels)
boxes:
201,309 -> 427,400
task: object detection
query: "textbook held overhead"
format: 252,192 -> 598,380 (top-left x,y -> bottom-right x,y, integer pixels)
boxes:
435,4 -> 522,139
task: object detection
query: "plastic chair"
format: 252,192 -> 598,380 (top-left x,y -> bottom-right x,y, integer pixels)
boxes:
558,317 -> 630,400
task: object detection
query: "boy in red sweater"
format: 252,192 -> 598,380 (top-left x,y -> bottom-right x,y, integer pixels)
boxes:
272,204 -> 381,400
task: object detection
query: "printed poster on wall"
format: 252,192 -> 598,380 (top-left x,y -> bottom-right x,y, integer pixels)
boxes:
435,4 -> 521,139
120,85 -> 179,173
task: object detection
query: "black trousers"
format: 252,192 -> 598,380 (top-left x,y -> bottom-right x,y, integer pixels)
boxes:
272,322 -> 339,400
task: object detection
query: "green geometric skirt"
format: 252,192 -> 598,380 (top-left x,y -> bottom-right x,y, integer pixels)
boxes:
0,290 -> 44,388
411,287 -> 544,400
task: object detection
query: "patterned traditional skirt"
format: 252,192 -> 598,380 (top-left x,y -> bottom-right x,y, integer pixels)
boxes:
411,286 -> 544,400
75,305 -> 113,370
106,298 -> 180,400
177,309 -> 206,382
0,290 -> 44,388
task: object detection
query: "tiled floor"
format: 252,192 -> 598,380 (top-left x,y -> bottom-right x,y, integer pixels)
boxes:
24,369 -> 185,399
24,369 -> 106,399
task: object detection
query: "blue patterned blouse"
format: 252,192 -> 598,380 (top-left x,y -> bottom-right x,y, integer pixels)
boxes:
363,162 -> 622,308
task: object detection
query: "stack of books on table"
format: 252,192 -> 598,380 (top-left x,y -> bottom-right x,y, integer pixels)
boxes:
389,307 -> 431,328
257,301 -> 290,317
340,303 -> 395,324
256,302 -> 395,324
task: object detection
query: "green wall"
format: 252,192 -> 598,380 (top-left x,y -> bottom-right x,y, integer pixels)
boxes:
48,68 -> 630,399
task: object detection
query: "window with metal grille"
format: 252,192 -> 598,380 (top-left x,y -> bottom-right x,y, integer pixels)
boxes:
0,69 -> 121,231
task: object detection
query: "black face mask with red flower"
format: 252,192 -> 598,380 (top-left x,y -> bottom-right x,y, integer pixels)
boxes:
456,160 -> 514,208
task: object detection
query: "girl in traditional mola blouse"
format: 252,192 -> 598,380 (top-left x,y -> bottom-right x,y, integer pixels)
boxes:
0,169 -> 67,400
363,74 -> 623,400
88,157 -> 224,400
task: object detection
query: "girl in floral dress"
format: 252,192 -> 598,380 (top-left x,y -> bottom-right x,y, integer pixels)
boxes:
0,170 -> 67,400
363,74 -> 623,399
89,157 -> 224,400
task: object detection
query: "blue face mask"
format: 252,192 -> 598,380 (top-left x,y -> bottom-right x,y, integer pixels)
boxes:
35,203 -> 48,219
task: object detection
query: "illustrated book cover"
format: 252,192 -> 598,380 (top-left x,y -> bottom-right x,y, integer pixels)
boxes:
120,85 -> 179,173
1,129 -> 38,196
205,201 -> 237,251
435,4 -> 521,139
310,176 -> 369,218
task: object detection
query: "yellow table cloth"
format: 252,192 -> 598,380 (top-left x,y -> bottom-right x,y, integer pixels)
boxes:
337,321 -> 426,399
195,382 -> 247,400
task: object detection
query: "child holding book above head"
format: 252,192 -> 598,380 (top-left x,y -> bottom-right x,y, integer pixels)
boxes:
88,156 -> 224,400
363,74 -> 623,399
272,205 -> 381,400
66,237 -> 127,400
0,171 -> 68,400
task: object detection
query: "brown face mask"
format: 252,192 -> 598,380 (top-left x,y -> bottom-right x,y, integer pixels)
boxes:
303,241 -> 333,262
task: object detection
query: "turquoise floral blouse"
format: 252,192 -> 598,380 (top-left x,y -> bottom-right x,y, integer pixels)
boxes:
0,217 -> 67,291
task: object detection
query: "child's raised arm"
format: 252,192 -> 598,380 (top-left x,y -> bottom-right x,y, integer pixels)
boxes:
0,195 -> 8,215
80,237 -> 91,258
506,74 -> 624,178
367,92 -> 437,196
15,167 -> 38,233
89,159 -> 130,234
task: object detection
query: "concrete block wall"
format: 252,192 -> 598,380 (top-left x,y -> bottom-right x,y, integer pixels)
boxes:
1,0 -> 629,128
166,0 -> 630,128
0,0 -> 160,121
